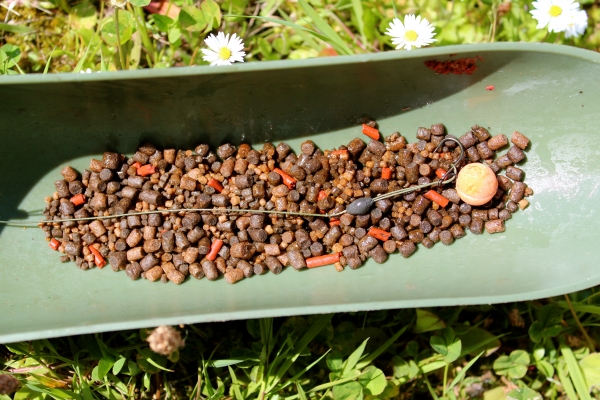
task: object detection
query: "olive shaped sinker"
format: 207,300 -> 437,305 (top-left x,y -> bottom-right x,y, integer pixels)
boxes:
456,163 -> 498,206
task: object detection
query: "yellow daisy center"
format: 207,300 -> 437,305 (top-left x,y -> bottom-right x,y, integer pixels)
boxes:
404,30 -> 419,42
549,5 -> 562,17
218,47 -> 232,60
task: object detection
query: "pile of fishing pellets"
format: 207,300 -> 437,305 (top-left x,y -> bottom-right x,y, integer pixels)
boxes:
41,123 -> 532,284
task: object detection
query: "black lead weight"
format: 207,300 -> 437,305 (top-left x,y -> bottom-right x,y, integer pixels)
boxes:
346,197 -> 375,215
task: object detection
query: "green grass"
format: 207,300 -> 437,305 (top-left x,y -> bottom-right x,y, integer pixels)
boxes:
3,293 -> 600,399
2,0 -> 600,399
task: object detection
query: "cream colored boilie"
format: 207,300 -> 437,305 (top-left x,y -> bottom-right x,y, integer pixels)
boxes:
455,163 -> 498,206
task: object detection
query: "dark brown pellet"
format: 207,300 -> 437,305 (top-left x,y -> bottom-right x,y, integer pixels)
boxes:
54,180 -> 70,198
139,190 -> 163,206
439,230 -> 454,245
107,251 -> 127,271
367,140 -> 386,156
466,147 -> 480,162
507,146 -> 525,163
369,245 -> 387,264
506,201 -> 519,213
510,181 -> 526,202
472,125 -> 490,142
405,163 -> 419,183
399,241 -> 416,258
358,235 -> 378,253
471,209 -> 489,221
287,250 -> 307,270
161,231 -> 175,252
140,254 -> 159,271
265,256 -> 283,274
506,166 -> 524,181
296,229 -> 313,248
383,240 -> 396,254
248,229 -> 267,242
458,214 -> 471,227
476,142 -> 494,159
201,260 -> 219,280
470,218 -> 484,234
459,131 -> 477,148
126,262 -> 142,280
390,225 -> 408,240
497,175 -> 513,191
449,224 -> 466,239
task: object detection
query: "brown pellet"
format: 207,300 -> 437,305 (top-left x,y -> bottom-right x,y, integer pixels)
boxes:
476,142 -> 494,159
127,247 -> 145,261
189,263 -> 204,279
145,266 -> 163,282
287,250 -> 306,270
140,254 -> 159,271
230,242 -> 256,260
497,175 -> 513,191
470,218 -> 484,234
485,219 -> 505,234
225,269 -> 244,284
511,131 -> 529,149
472,125 -> 491,142
139,190 -> 163,206
487,134 -> 508,150
383,240 -> 396,254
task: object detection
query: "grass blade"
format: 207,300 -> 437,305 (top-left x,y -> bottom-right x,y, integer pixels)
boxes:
557,361 -> 579,400
297,382 -> 307,400
225,14 -> 330,43
275,350 -> 331,392
73,34 -> 96,73
560,345 -> 592,400
350,0 -> 365,44
356,325 -> 408,370
296,0 -> 353,55
342,338 -> 368,377
0,22 -> 35,34
308,370 -> 367,392
447,351 -> 484,392
265,314 -> 333,393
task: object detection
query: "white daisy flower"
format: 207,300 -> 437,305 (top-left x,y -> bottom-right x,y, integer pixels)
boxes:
201,32 -> 246,66
530,0 -> 580,33
564,9 -> 588,38
385,14 -> 436,51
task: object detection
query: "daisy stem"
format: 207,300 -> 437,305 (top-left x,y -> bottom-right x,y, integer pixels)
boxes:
114,7 -> 126,70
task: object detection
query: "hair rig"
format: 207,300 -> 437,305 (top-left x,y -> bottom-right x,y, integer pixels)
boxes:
0,137 -> 465,227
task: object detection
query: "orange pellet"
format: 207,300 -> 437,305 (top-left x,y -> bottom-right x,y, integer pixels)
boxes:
273,168 -> 296,190
435,168 -> 447,179
306,252 -> 341,268
206,239 -> 223,261
137,164 -> 156,177
70,194 -> 85,206
362,124 -> 380,140
49,238 -> 60,251
329,219 -> 340,226
381,167 -> 392,180
318,191 -> 327,201
368,227 -> 391,241
423,190 -> 449,208
207,178 -> 223,193
132,162 -> 142,170
88,245 -> 106,268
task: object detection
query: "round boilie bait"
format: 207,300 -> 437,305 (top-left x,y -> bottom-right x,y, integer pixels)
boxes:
455,163 -> 498,206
